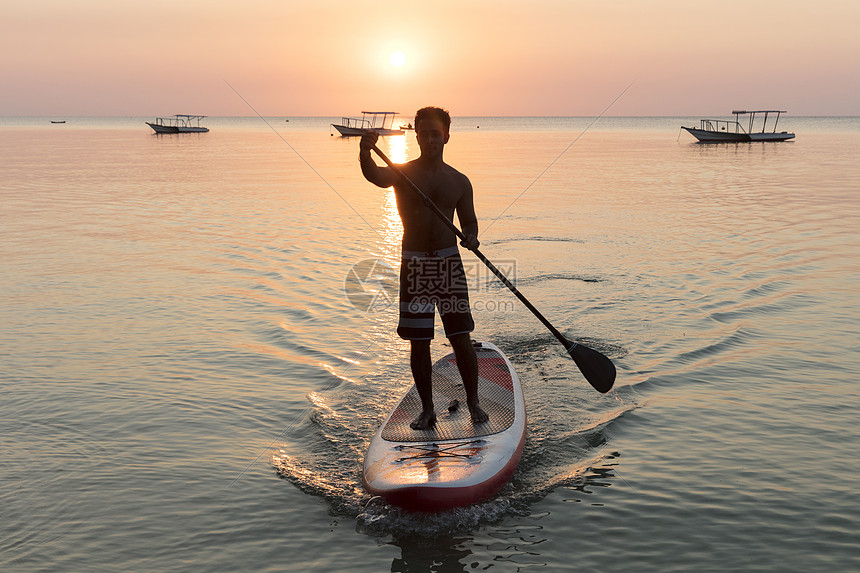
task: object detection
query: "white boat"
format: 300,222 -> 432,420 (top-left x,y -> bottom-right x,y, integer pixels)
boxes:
146,115 -> 209,134
682,110 -> 794,143
331,111 -> 404,136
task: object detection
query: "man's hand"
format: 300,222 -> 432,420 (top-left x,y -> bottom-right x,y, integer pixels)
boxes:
460,233 -> 480,251
359,131 -> 379,153
359,131 -> 398,188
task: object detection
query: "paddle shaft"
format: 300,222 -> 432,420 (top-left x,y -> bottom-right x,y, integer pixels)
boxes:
371,145 -> 577,351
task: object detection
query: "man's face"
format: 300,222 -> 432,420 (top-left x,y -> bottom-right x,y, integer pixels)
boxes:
415,118 -> 450,156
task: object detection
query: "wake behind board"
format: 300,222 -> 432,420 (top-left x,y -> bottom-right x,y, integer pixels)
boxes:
363,341 -> 526,512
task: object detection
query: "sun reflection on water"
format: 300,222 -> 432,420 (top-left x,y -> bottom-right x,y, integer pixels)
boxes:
384,133 -> 410,164
375,135 -> 410,259
380,190 -> 403,259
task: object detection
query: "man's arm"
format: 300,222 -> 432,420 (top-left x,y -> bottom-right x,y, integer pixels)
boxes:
359,132 -> 398,188
456,176 -> 480,251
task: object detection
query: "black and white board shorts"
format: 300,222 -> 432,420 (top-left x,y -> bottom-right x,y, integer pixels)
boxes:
397,246 -> 474,341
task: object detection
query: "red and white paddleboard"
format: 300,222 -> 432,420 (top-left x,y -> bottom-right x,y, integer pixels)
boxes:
362,341 -> 526,512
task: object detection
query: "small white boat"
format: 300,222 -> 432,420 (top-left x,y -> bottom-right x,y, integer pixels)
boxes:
331,111 -> 404,136
146,114 -> 209,134
682,110 -> 794,143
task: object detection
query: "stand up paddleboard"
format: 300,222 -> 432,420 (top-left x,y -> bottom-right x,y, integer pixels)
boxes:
363,341 -> 526,512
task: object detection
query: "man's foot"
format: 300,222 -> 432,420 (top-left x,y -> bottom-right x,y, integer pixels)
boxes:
468,403 -> 489,424
410,409 -> 437,430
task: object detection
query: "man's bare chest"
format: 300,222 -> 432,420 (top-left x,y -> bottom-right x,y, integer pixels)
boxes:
405,170 -> 461,209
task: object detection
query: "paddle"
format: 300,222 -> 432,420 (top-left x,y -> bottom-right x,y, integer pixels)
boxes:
371,145 -> 616,393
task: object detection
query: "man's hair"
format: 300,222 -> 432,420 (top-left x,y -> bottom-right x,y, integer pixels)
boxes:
414,106 -> 451,131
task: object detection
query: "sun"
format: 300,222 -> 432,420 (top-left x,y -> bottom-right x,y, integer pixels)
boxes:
389,51 -> 406,68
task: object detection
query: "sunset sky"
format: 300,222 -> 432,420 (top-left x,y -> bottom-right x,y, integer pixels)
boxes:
3,1 -> 858,117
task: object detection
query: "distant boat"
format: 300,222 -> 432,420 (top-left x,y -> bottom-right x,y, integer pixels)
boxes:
682,110 -> 794,143
51,120 -> 66,124
399,123 -> 414,130
331,111 -> 404,136
146,114 -> 209,134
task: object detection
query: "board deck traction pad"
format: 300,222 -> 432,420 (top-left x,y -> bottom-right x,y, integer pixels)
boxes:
381,344 -> 516,442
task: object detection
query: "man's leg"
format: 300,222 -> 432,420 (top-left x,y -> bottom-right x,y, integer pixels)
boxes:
409,339 -> 436,430
449,333 -> 489,424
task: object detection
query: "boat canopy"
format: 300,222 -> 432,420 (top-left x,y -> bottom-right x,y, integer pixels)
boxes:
691,110 -> 789,135
359,111 -> 399,128
730,110 -> 786,134
731,110 -> 786,115
336,111 -> 399,131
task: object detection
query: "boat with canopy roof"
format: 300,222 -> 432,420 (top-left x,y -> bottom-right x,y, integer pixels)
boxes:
682,110 -> 794,142
331,111 -> 404,136
146,115 -> 209,134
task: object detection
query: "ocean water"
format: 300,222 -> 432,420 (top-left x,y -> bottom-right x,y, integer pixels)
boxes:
1,116 -> 858,572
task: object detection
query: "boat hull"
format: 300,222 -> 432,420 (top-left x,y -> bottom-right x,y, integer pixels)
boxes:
682,126 -> 794,143
748,132 -> 794,141
147,123 -> 178,133
332,125 -> 404,137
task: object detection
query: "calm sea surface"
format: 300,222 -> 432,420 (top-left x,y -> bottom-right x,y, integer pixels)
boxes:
1,116 -> 858,572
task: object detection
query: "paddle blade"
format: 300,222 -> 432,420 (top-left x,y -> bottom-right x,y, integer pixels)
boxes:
567,340 -> 616,393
